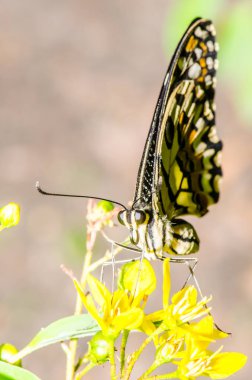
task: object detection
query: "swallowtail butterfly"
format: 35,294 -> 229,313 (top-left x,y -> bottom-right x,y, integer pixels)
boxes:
117,18 -> 222,260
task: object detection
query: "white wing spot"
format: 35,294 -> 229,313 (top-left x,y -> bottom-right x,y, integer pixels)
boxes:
194,47 -> 202,60
212,77 -> 217,89
204,101 -> 214,120
187,102 -> 196,118
195,27 -> 208,39
196,117 -> 205,130
206,24 -> 216,36
195,85 -> 204,99
214,59 -> 219,70
209,128 -> 219,143
206,57 -> 214,69
206,40 -> 214,52
197,141 -> 207,153
214,151 -> 222,166
205,75 -> 212,86
188,63 -> 201,79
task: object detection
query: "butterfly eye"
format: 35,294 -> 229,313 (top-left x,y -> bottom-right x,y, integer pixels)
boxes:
118,210 -> 126,225
134,210 -> 146,224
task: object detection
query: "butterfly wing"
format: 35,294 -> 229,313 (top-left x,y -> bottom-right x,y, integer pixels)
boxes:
134,18 -> 222,220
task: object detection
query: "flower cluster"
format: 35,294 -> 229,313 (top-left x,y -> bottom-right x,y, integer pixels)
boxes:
74,258 -> 247,379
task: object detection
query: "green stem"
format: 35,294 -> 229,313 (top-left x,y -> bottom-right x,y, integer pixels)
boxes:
74,352 -> 89,373
109,341 -> 117,380
74,362 -> 96,380
66,223 -> 97,380
120,330 -> 129,375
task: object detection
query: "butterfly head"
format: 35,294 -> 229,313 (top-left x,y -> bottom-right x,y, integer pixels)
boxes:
118,209 -> 150,226
118,209 -> 152,245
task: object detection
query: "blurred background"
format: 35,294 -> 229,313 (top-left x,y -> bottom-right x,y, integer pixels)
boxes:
0,0 -> 251,378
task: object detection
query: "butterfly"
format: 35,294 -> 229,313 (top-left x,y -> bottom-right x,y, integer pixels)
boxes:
117,18 -> 222,260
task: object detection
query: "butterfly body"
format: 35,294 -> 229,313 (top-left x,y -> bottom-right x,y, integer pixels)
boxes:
118,18 -> 222,260
118,208 -> 199,259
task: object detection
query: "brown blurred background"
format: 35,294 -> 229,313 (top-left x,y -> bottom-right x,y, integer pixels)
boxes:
0,0 -> 251,379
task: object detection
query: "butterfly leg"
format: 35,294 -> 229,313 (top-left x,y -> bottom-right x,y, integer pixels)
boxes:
168,257 -> 199,288
182,258 -> 199,289
99,239 -> 142,291
100,242 -> 117,291
182,259 -> 230,334
100,230 -> 142,253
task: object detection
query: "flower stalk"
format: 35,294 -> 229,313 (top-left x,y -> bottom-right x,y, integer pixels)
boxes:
66,212 -> 97,380
120,330 -> 129,374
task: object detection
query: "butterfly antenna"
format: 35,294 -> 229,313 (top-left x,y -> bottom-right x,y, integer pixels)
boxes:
36,181 -> 127,210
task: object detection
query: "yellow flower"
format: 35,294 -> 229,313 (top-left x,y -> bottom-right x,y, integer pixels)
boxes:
74,274 -> 144,339
0,203 -> 20,231
175,337 -> 247,379
147,259 -> 211,329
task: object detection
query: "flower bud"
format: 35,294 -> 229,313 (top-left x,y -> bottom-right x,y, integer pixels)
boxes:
118,259 -> 156,296
87,332 -> 113,364
154,341 -> 176,365
97,201 -> 114,213
0,203 -> 20,230
0,343 -> 22,367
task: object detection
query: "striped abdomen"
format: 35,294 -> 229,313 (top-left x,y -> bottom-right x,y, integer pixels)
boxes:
118,209 -> 199,259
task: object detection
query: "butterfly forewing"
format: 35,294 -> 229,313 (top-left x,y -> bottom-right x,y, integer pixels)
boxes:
134,18 -> 222,221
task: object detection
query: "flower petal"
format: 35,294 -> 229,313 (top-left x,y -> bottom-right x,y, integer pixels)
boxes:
206,352 -> 247,379
87,274 -> 111,309
172,286 -> 197,314
140,318 -> 157,336
146,310 -> 166,323
112,308 -> 144,332
74,279 -> 105,329
111,290 -> 130,311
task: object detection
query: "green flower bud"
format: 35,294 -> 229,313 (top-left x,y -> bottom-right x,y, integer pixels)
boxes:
97,200 -> 114,213
0,343 -> 22,367
87,332 -> 113,364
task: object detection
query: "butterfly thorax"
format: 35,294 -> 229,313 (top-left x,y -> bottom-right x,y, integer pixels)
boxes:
118,208 -> 199,259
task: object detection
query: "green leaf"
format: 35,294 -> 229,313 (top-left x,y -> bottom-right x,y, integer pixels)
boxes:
11,314 -> 99,362
0,361 -> 41,380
